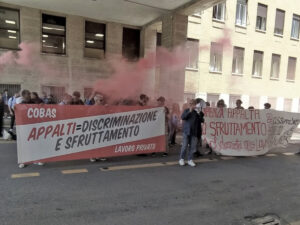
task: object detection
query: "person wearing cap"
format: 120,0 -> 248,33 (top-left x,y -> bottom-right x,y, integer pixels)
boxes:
179,99 -> 201,167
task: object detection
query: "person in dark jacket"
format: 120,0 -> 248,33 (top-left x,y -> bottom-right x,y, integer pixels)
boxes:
179,99 -> 202,167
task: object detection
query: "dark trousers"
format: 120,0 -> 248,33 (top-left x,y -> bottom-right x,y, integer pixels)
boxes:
10,110 -> 15,130
0,113 -> 3,137
170,131 -> 177,144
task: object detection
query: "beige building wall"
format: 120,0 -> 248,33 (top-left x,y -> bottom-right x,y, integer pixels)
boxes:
0,2 -> 130,98
185,0 -> 300,111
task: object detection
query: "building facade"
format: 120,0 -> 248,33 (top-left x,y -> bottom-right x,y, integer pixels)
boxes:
1,0 -> 226,104
185,0 -> 300,111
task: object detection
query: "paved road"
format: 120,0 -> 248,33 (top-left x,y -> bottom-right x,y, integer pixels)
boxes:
0,142 -> 300,225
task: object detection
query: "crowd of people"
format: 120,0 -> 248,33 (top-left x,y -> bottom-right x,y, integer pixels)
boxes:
0,88 -> 273,168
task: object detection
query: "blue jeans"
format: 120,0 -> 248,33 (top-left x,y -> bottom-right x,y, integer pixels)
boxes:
180,133 -> 198,161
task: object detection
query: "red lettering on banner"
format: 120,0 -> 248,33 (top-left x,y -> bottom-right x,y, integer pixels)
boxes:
72,123 -> 76,134
210,122 -> 216,136
52,125 -> 60,138
204,108 -> 224,118
37,127 -> 45,139
66,123 -> 73,135
44,125 -> 53,139
27,128 -> 37,141
209,121 -> 267,136
60,124 -> 65,136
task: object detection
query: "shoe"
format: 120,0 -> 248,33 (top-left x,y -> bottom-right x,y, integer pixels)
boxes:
90,158 -> 96,162
179,159 -> 185,166
187,160 -> 196,167
37,162 -> 45,166
18,163 -> 26,168
100,158 -> 107,161
162,153 -> 168,157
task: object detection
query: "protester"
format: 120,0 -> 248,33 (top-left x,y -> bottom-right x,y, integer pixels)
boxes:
217,99 -> 226,108
2,89 -> 9,118
138,94 -> 149,106
59,93 -> 72,105
41,92 -> 49,104
46,94 -> 56,104
194,98 -> 205,157
157,96 -> 169,157
71,91 -> 84,105
121,98 -> 135,106
179,99 -> 201,167
20,90 -> 34,104
90,93 -> 107,163
93,94 -> 105,106
264,103 -> 271,109
31,92 -> 43,104
235,99 -> 244,109
0,93 -> 4,138
19,90 -> 44,167
85,91 -> 97,105
168,103 -> 180,145
8,92 -> 20,131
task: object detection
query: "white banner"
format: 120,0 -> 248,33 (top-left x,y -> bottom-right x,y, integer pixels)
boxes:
15,105 -> 166,164
203,108 -> 300,156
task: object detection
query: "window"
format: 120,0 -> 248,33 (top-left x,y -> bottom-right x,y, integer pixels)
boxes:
156,33 -> 162,47
232,47 -> 244,75
186,38 -> 199,69
42,14 -> 66,55
207,94 -> 219,107
252,50 -> 263,77
291,14 -> 300,39
84,21 -> 105,59
274,9 -> 285,35
210,42 -> 223,72
212,2 -> 226,21
122,28 -> 140,61
236,0 -> 247,27
41,86 -> 65,103
0,7 -> 20,49
270,54 -> 281,79
229,95 -> 241,108
0,84 -> 21,96
284,99 -> 292,112
287,57 -> 297,81
256,4 -> 267,31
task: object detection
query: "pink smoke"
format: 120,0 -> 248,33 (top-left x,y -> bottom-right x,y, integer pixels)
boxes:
198,28 -> 232,52
15,42 -> 40,68
93,45 -> 196,103
0,28 -> 232,102
0,51 -> 15,70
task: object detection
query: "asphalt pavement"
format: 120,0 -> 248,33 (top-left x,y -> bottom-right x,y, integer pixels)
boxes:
0,141 -> 300,225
